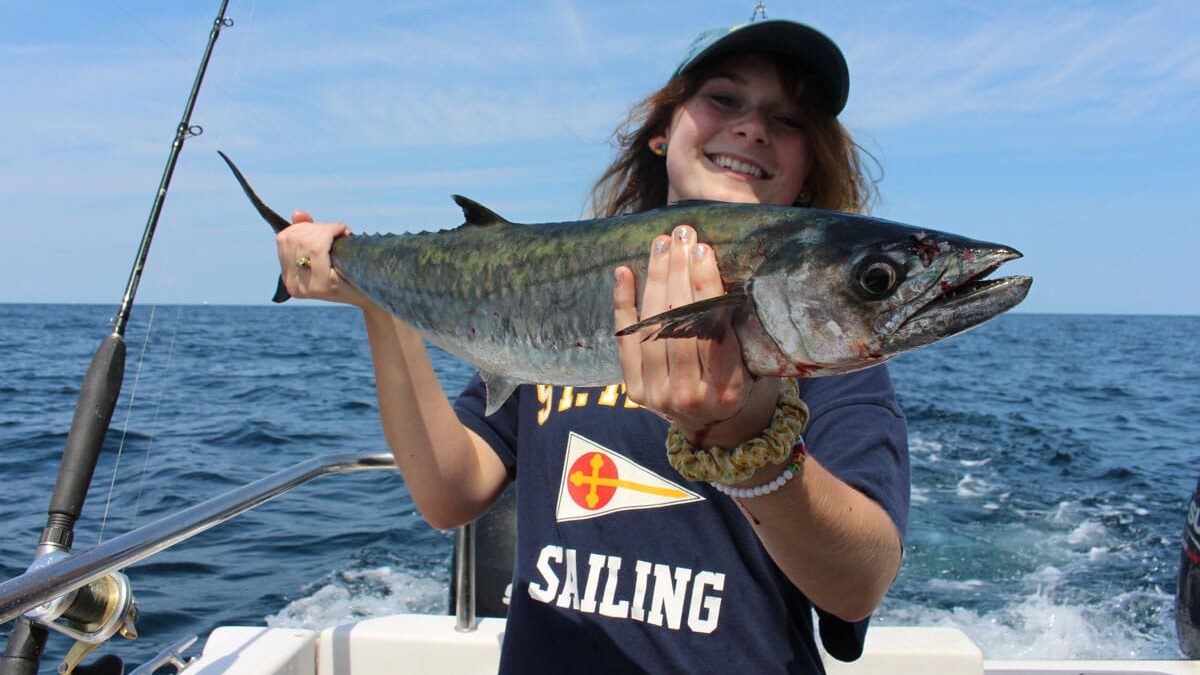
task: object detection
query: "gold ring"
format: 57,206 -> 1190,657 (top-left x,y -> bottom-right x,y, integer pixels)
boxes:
296,256 -> 312,269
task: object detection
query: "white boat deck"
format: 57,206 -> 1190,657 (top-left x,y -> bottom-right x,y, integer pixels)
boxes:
182,614 -> 1200,675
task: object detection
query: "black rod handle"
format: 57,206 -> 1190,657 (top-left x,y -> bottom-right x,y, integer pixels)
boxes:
43,334 -> 126,549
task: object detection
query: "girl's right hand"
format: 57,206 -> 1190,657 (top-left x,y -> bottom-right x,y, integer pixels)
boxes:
275,209 -> 371,308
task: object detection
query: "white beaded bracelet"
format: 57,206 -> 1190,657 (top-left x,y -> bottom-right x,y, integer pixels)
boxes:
709,441 -> 807,499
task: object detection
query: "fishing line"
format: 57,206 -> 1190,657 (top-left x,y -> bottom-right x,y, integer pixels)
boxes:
93,190 -> 189,541
85,1 -> 253,540
1054,218 -> 1197,299
112,0 -> 390,226
107,0 -> 192,61
92,1 -> 209,542
92,196 -> 190,542
220,0 -> 256,122
94,304 -> 159,545
130,305 -> 185,523
82,0 -> 398,551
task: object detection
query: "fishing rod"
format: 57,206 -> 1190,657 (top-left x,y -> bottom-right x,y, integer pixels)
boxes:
0,2 -> 233,673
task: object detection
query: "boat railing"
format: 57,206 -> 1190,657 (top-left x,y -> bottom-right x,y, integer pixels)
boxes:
0,451 -> 480,631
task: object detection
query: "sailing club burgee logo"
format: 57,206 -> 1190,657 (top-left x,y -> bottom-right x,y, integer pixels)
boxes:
555,432 -> 704,522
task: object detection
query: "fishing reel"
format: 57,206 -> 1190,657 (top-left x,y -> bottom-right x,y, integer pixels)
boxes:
22,551 -> 138,675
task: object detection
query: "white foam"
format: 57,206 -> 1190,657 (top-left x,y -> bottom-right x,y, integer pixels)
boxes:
882,558 -> 1180,661
1065,519 -> 1109,547
956,473 -> 995,498
1025,565 -> 1063,586
877,589 -> 1170,660
959,458 -> 992,468
909,437 -> 944,461
1050,500 -> 1077,525
926,578 -> 987,592
265,566 -> 446,630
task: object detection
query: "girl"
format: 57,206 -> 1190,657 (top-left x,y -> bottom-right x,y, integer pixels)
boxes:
277,18 -> 908,674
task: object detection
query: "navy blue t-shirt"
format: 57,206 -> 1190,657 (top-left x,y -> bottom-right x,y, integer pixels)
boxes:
454,366 -> 909,674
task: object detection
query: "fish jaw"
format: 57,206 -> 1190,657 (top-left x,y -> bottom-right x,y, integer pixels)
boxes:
866,235 -> 1032,360
883,248 -> 1032,352
739,221 -> 1032,377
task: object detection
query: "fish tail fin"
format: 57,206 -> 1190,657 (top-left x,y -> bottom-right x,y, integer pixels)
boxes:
218,151 -> 293,303
272,277 -> 291,303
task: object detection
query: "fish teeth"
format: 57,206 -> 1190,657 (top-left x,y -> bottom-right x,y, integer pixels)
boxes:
711,154 -> 765,178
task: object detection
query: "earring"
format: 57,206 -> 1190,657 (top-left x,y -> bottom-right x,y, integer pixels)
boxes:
649,137 -> 668,156
795,188 -> 812,206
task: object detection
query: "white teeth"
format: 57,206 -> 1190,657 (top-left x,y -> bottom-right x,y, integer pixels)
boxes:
710,154 -> 765,178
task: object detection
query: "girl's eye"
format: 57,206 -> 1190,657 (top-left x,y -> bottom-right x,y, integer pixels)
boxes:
708,93 -> 739,109
773,112 -> 804,130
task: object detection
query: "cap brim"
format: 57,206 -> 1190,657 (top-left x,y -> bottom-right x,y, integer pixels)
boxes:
677,20 -> 849,116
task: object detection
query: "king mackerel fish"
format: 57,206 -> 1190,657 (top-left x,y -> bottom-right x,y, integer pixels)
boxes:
220,152 -> 1031,415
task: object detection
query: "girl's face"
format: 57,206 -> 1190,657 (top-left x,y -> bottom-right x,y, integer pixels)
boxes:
663,53 -> 810,206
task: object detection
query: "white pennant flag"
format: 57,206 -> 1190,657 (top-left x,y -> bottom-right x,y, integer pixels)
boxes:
555,432 -> 704,522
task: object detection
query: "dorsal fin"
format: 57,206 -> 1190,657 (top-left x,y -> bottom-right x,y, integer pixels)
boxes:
452,195 -> 513,227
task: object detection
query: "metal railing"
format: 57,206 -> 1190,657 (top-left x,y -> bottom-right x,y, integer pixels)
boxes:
0,451 -> 400,624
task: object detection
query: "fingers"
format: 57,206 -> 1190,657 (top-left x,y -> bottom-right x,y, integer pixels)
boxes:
639,234 -> 672,400
613,266 -> 643,399
665,226 -> 702,391
613,223 -> 754,425
275,213 -> 352,302
689,238 -> 745,395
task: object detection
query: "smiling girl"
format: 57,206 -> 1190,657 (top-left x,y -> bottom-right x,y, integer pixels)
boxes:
276,18 -> 908,674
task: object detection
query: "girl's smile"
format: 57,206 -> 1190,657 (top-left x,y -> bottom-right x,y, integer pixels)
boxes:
663,53 -> 810,206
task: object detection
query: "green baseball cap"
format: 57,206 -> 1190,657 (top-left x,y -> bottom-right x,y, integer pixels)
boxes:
674,19 -> 850,116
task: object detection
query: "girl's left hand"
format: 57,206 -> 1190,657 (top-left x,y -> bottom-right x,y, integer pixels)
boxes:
613,224 -> 770,443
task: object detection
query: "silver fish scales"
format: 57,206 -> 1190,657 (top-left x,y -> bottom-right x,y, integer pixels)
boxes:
220,152 -> 1031,415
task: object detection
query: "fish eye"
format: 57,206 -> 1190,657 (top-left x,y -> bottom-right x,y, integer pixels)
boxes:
854,255 -> 906,300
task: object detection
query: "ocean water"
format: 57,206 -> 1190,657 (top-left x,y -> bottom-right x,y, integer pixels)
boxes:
1,304 -> 1197,668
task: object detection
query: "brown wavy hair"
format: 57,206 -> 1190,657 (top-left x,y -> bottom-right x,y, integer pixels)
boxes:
589,51 -> 878,217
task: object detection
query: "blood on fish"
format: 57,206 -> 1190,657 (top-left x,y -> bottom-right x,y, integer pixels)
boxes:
908,236 -> 942,267
792,363 -> 819,377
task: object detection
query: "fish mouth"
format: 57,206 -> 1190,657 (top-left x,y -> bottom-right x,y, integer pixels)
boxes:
911,273 -> 1032,321
898,248 -> 1032,340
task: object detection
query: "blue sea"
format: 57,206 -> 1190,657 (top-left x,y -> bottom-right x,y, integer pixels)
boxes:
2,304 -> 1197,668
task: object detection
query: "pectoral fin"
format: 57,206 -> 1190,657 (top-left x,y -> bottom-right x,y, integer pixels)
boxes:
615,291 -> 748,342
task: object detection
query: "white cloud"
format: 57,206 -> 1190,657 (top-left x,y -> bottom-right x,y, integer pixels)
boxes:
2,0 -> 1197,311
842,2 -> 1200,127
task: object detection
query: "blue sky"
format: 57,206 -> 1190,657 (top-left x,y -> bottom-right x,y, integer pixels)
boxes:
2,1 -> 1197,314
